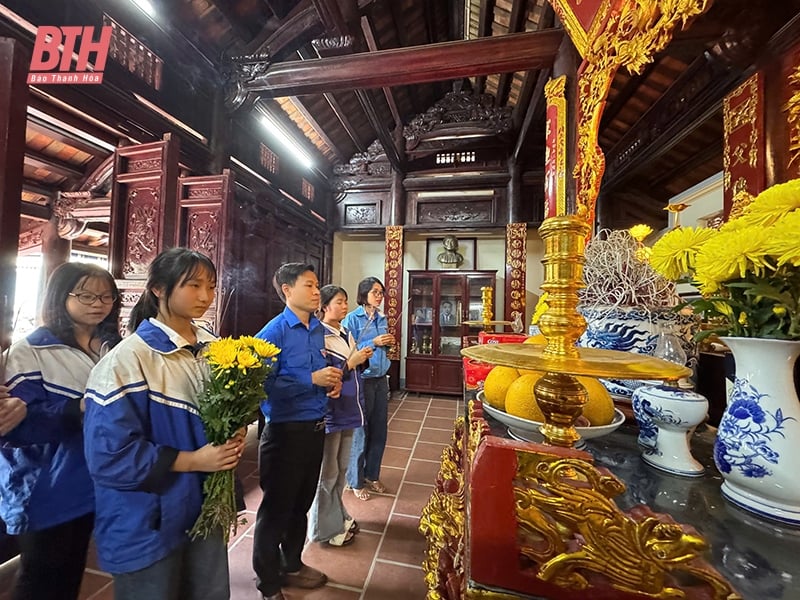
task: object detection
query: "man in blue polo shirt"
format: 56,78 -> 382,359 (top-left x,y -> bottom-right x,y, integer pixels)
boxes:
252,263 -> 342,600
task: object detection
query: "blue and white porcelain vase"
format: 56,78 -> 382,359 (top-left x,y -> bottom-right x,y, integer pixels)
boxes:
714,337 -> 800,524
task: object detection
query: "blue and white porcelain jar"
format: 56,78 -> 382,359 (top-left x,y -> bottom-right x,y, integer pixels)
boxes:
714,337 -> 800,524
632,384 -> 708,477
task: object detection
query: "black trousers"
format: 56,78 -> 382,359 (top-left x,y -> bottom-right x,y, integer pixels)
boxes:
14,512 -> 94,600
252,421 -> 325,596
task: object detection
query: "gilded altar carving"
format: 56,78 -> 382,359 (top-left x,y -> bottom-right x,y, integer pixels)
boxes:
544,76 -> 567,218
513,454 -> 741,600
723,74 -> 761,203
573,0 -> 712,225
384,226 -> 403,361
504,223 -> 527,321
786,62 -> 800,169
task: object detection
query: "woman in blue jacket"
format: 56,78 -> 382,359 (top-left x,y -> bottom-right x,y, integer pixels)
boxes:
343,277 -> 395,501
0,262 -> 121,600
307,285 -> 372,546
83,248 -> 244,600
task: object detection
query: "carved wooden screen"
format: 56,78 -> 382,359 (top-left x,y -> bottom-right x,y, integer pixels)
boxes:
176,169 -> 234,335
108,134 -> 180,330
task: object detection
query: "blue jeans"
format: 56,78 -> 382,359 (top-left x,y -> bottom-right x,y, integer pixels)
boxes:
112,531 -> 229,600
347,376 -> 389,488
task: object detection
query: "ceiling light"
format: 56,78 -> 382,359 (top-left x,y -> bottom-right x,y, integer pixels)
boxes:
259,114 -> 313,170
131,0 -> 156,17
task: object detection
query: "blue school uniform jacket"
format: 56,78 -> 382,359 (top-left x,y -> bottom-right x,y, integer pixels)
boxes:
83,318 -> 216,574
342,306 -> 391,379
322,322 -> 365,433
0,328 -> 95,534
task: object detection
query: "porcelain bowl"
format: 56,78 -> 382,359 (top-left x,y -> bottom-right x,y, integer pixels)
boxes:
477,391 -> 625,443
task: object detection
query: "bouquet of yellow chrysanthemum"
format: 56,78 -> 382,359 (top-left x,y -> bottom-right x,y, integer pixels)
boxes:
650,178 -> 800,340
190,335 -> 280,542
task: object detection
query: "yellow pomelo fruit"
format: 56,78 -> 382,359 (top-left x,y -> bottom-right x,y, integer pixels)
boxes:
483,366 -> 520,410
505,373 -> 545,422
577,376 -> 615,426
524,334 -> 547,344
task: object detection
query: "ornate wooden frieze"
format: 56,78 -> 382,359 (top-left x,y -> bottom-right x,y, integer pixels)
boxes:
403,91 -> 512,150
417,201 -> 493,225
344,204 -> 378,226
311,36 -> 353,53
572,0 -> 712,227
52,191 -> 92,219
384,226 -> 403,361
128,157 -> 162,172
723,73 -> 764,216
122,186 -> 159,277
544,76 -> 567,219
103,14 -> 163,90
332,140 -> 392,192
784,44 -> 800,176
504,223 -> 527,326
225,52 -> 271,110
187,210 -> 219,257
18,224 -> 45,253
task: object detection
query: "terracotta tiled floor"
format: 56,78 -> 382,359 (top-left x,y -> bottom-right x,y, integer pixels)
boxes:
0,392 -> 459,600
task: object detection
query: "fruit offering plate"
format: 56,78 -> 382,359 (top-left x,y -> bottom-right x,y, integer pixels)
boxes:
477,391 -> 625,444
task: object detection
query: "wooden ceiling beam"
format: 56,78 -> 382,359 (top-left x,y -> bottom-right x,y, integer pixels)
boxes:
288,95 -> 347,162
602,52 -> 739,191
20,200 -> 51,221
495,0 -> 529,106
240,29 -> 562,97
513,67 -> 550,162
356,89 -> 404,171
474,0 -> 496,95
647,139 -> 723,189
361,15 -> 402,128
23,179 -> 58,200
26,116 -> 109,159
599,59 -> 660,131
25,149 -> 85,180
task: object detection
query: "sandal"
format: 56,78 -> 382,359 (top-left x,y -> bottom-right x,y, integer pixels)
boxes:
327,529 -> 355,547
353,487 -> 370,501
365,479 -> 387,494
344,518 -> 359,534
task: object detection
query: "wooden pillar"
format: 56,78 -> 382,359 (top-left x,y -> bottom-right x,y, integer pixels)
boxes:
0,38 -> 29,349
551,34 -> 580,215
388,128 -> 406,226
507,157 -> 521,223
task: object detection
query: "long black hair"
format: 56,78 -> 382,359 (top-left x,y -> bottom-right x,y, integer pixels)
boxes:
41,262 -> 122,354
128,247 -> 217,333
356,277 -> 384,306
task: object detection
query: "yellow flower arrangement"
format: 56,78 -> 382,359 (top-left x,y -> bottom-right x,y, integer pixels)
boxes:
190,336 -> 280,542
650,179 -> 800,340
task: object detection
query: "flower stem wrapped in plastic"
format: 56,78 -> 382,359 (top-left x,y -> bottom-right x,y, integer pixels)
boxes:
190,336 -> 280,542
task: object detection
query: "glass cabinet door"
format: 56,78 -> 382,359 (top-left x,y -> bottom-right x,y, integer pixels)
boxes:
437,275 -> 463,357
465,275 -> 495,336
408,275 -> 433,356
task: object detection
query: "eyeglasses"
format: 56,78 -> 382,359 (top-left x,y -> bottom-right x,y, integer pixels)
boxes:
68,292 -> 118,305
369,289 -> 384,296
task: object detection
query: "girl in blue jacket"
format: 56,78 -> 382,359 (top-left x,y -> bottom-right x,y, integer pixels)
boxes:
1,262 -> 121,600
307,285 -> 372,546
343,277 -> 395,500
83,248 -> 244,600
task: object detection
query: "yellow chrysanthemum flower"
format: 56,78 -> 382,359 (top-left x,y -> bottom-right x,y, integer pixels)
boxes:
206,338 -> 239,369
763,210 -> 800,268
737,178 -> 800,227
693,227 -> 772,294
628,224 -> 654,243
650,226 -> 717,281
236,350 -> 260,371
246,337 -> 282,358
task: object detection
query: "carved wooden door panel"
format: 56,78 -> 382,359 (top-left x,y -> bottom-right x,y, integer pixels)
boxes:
108,134 -> 180,330
176,169 -> 234,335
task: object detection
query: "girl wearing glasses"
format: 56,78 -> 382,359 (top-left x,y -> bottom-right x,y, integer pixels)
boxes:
0,262 -> 121,600
343,277 -> 394,501
83,247 -> 243,600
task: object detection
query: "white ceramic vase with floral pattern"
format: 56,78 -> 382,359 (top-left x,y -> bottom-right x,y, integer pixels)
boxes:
714,337 -> 800,524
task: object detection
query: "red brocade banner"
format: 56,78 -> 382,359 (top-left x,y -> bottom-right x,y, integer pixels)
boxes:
384,226 -> 403,361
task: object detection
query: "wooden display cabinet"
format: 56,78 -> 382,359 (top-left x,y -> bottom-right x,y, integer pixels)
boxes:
405,270 -> 496,395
